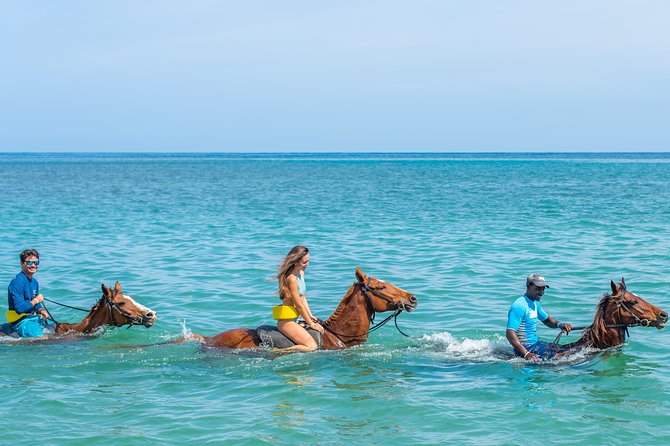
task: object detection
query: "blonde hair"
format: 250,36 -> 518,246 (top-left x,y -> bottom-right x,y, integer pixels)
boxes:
277,245 -> 309,300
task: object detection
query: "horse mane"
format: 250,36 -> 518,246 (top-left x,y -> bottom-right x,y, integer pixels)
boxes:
323,283 -> 359,328
583,292 -> 620,347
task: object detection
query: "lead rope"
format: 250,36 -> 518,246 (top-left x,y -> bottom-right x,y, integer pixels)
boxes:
552,325 -> 590,344
43,297 -> 88,312
41,297 -> 89,327
40,300 -> 59,325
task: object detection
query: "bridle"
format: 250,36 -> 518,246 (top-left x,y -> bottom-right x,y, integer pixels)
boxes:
615,290 -> 653,328
43,294 -> 145,328
552,285 -> 652,344
320,278 -> 412,343
360,277 -> 411,318
104,295 -> 146,327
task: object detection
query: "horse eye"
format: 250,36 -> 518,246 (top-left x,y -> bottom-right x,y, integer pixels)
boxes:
117,302 -> 126,306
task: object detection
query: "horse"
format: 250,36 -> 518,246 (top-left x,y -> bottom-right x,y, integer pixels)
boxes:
1,282 -> 157,338
189,267 -> 418,350
550,278 -> 667,358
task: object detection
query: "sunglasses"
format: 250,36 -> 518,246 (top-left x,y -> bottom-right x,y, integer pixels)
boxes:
24,260 -> 40,266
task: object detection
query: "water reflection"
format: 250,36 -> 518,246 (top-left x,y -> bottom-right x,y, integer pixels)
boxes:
271,401 -> 307,430
325,356 -> 418,401
277,372 -> 314,388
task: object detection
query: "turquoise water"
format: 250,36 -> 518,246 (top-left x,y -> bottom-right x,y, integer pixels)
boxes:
1,153 -> 669,445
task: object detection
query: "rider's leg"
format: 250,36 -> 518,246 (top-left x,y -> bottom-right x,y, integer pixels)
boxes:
277,320 -> 318,352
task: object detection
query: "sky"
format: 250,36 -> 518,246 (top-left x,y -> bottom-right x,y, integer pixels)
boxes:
1,1 -> 669,152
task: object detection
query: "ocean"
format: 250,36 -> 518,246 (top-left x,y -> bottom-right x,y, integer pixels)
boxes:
1,152 -> 669,444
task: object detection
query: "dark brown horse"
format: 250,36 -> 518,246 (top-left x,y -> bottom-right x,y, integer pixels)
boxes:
553,279 -> 667,357
1,282 -> 157,338
191,267 -> 417,349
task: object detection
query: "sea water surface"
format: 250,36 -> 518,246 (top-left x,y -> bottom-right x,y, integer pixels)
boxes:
1,152 -> 669,445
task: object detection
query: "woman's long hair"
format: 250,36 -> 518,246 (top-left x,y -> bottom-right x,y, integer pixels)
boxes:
277,245 -> 309,300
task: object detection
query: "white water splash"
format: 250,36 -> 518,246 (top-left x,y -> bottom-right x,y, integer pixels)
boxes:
421,331 -> 601,365
179,319 -> 196,340
421,332 -> 503,360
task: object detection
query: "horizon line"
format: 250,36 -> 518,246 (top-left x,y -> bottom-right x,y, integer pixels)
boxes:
1,150 -> 669,154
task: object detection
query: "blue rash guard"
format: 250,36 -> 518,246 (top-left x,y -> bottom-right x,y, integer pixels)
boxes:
8,272 -> 42,314
507,295 -> 548,346
7,272 -> 49,337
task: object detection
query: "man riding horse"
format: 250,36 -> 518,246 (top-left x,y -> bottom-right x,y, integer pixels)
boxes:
506,273 -> 574,361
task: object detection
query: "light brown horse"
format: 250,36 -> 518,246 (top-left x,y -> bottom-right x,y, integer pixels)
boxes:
191,267 -> 417,349
553,279 -> 667,357
1,282 -> 157,338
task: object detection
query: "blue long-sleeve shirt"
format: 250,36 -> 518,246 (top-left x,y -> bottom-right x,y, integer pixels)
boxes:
8,271 -> 43,314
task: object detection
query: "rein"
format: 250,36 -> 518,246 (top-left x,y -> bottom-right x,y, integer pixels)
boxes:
43,296 -> 143,328
552,287 -> 647,345
321,280 -> 410,343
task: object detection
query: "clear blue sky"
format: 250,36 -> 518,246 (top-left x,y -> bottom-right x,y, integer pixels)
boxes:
1,1 -> 668,152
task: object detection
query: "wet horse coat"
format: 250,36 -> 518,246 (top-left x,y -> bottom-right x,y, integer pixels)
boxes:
195,267 -> 417,350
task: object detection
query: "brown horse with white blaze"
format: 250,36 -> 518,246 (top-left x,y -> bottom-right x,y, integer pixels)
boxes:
193,267 -> 417,349
1,282 -> 157,338
54,282 -> 157,334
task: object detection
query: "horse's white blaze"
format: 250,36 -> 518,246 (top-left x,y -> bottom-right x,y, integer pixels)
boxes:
124,295 -> 153,315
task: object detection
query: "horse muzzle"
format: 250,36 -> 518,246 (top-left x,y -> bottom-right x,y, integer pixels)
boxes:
654,311 -> 668,330
403,295 -> 418,313
142,311 -> 157,328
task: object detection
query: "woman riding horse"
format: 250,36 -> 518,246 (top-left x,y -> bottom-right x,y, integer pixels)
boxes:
190,267 -> 417,350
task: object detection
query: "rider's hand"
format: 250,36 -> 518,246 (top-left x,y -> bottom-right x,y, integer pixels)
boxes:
524,352 -> 540,362
559,322 -> 573,334
34,294 -> 44,304
38,309 -> 49,320
310,323 -> 325,334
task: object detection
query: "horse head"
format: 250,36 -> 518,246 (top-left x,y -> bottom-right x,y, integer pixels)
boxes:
608,278 -> 667,330
355,266 -> 418,313
101,282 -> 157,328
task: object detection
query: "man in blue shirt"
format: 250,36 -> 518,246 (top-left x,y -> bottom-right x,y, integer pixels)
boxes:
506,273 -> 573,361
7,249 -> 52,338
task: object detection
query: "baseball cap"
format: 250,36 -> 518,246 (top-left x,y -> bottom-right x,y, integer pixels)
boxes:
526,273 -> 550,288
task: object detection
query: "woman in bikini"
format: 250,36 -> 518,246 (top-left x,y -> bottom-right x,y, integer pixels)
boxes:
275,245 -> 324,352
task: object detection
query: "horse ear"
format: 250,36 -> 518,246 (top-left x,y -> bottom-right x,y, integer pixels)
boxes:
102,284 -> 112,299
611,280 -> 618,294
355,266 -> 367,283
621,277 -> 626,288
114,282 -> 122,294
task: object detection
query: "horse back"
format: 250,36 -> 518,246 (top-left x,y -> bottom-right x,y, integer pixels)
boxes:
256,325 -> 323,349
204,328 -> 261,348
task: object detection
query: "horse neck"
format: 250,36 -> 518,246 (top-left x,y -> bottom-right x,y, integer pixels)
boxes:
55,299 -> 112,334
581,297 -> 627,349
323,284 -> 372,347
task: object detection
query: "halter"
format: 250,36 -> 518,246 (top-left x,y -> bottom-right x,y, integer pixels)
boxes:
552,285 -> 648,344
321,278 -> 410,343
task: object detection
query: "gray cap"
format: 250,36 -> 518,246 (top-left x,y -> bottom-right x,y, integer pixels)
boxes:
526,273 -> 550,288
